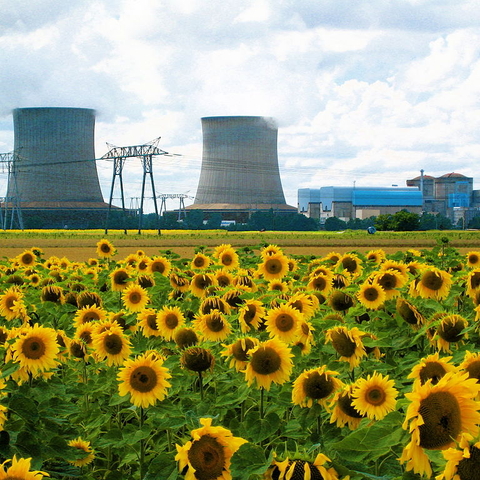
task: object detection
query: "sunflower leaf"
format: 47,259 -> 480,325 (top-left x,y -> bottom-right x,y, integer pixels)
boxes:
230,442 -> 273,479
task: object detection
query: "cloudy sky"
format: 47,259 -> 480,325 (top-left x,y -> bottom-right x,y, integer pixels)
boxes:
1,0 -> 480,212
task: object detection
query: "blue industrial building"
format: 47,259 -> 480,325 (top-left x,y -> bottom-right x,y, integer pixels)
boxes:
298,186 -> 423,222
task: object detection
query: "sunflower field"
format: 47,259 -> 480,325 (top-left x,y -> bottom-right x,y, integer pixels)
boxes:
1,237 -> 480,479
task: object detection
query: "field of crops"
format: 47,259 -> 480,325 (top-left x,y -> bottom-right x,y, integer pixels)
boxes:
1,230 -> 480,479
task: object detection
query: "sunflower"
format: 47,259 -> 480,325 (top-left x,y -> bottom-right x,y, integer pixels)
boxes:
221,337 -> 259,372
437,432 -> 480,480
16,250 -> 37,268
181,347 -> 215,373
260,244 -> 283,258
0,286 -> 25,321
408,353 -> 456,389
137,308 -> 162,337
169,271 -> 191,292
199,296 -> 231,315
122,284 -> 150,312
191,253 -> 211,270
466,251 -> 480,268
400,371 -> 480,477
77,291 -> 102,308
265,453 -> 339,480
11,324 -> 59,375
435,314 -> 468,353
287,292 -> 317,320
96,239 -> 116,258
174,328 -> 199,350
148,256 -> 172,276
322,251 -> 342,265
339,253 -> 363,276
292,366 -> 344,408
175,417 -> 247,480
258,253 -> 290,281
366,249 -> 386,264
122,253 -> 140,268
193,310 -> 232,342
350,372 -> 398,421
415,267 -> 453,300
0,456 -> 48,479
370,269 -> 405,300
215,269 -> 234,288
327,289 -> 355,312
307,273 -> 333,294
267,279 -> 290,293
264,304 -> 303,344
110,267 -> 133,292
295,320 -> 315,355
244,338 -> 293,390
465,268 -> 480,299
73,305 -> 107,328
117,351 -> 171,408
356,281 -> 386,310
75,323 -> 95,348
136,256 -> 150,273
92,325 -> 132,366
68,340 -> 88,361
156,306 -> 185,340
396,297 -> 425,327
232,270 -> 257,292
459,351 -> 480,396
238,299 -> 265,333
325,326 -> 367,369
216,246 -> 240,270
329,384 -> 367,430
213,243 -> 233,258
379,260 -> 410,282
190,273 -> 218,298
68,437 -> 95,467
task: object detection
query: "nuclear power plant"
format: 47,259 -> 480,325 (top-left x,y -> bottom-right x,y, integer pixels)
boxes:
189,116 -> 296,221
4,107 -> 110,228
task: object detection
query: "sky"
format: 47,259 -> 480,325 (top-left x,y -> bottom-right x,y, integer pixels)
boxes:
1,0 -> 480,212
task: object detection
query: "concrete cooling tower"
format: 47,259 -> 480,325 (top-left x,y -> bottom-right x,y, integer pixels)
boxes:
11,107 -> 105,207
192,116 -> 295,214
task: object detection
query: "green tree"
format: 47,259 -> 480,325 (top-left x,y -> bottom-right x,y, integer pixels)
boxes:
374,214 -> 394,231
324,216 -> 347,231
392,210 -> 420,231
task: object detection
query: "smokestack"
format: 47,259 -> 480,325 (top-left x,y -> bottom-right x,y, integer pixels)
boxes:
194,116 -> 290,206
11,107 -> 104,204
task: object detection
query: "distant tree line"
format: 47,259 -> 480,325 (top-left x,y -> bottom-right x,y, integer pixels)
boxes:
16,207 -> 480,231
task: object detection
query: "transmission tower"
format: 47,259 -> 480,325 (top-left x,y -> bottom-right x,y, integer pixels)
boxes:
101,137 -> 178,235
0,151 -> 24,230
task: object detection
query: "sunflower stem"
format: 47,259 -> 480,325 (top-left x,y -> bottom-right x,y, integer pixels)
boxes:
198,371 -> 204,400
260,387 -> 265,419
139,406 -> 146,479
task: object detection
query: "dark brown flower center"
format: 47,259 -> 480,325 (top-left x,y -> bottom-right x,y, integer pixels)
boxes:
151,261 -> 166,273
275,313 -> 295,332
338,392 -> 364,418
188,435 -> 225,480
466,361 -> 480,383
342,257 -> 358,273
438,317 -> 466,343
221,254 -> 233,266
363,286 -> 380,302
265,258 -> 283,274
304,371 -> 334,400
419,362 -> 447,385
421,271 -> 444,291
146,314 -> 158,331
365,386 -> 386,406
330,330 -> 356,357
243,304 -> 257,323
174,328 -> 198,349
469,272 -> 480,289
311,276 -> 328,290
104,334 -> 123,355
22,336 -> 46,359
181,348 -> 214,372
457,446 -> 480,480
418,391 -> 461,449
165,313 -> 179,329
231,339 -> 255,362
113,271 -> 129,285
206,313 -> 225,333
329,291 -> 354,311
377,273 -> 397,290
128,292 -> 142,304
250,346 -> 281,375
130,365 -> 157,393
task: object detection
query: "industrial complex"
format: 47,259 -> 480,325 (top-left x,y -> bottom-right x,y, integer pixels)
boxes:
0,107 -> 478,229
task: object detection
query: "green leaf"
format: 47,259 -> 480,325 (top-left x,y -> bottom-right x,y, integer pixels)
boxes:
144,452 -> 178,480
243,411 -> 280,443
230,442 -> 273,479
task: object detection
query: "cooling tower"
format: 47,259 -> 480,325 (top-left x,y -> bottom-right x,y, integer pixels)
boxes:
193,116 -> 294,209
11,107 -> 105,206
